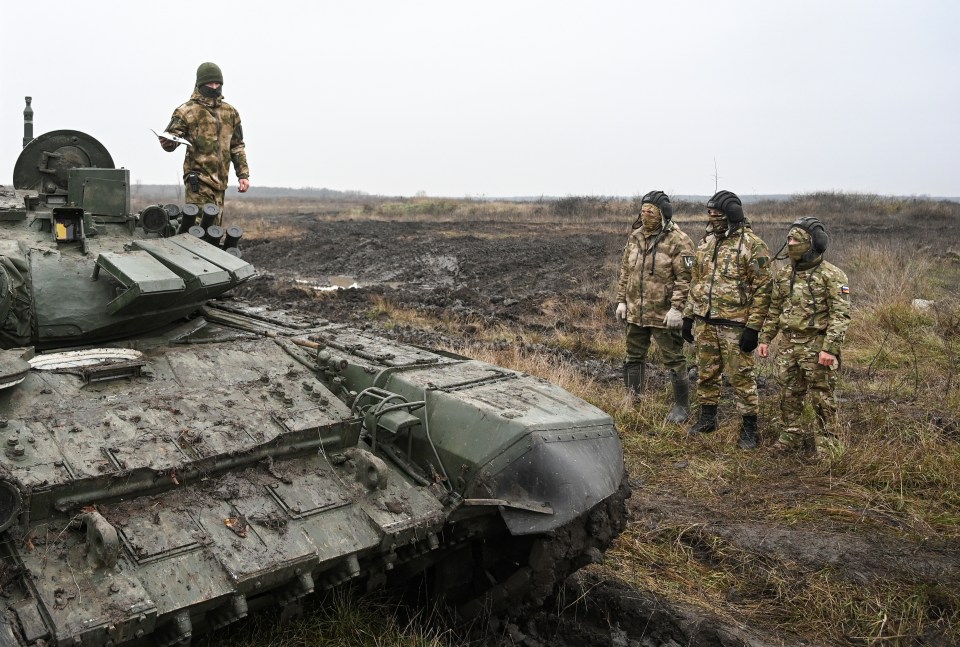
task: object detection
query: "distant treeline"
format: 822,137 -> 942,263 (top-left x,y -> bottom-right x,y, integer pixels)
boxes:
132,184 -> 372,201
132,184 -> 959,205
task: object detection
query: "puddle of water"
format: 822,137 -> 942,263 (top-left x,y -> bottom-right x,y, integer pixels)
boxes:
295,275 -> 361,291
293,275 -> 405,291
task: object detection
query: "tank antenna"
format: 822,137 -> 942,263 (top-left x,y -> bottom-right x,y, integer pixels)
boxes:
23,97 -> 34,149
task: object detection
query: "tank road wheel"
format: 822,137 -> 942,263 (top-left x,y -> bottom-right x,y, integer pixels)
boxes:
439,477 -> 630,620
428,532 -> 536,619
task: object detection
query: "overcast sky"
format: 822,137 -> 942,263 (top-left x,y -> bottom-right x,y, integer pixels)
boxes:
1,1 -> 957,198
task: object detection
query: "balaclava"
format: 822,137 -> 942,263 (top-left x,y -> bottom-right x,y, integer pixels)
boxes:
640,204 -> 663,234
707,213 -> 727,235
633,190 -> 672,232
786,226 -> 812,261
706,190 -> 744,237
775,216 -> 829,267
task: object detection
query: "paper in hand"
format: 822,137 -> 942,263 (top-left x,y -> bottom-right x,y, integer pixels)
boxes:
151,129 -> 191,147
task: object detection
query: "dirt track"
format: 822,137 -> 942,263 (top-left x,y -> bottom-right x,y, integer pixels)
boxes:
235,215 -> 959,647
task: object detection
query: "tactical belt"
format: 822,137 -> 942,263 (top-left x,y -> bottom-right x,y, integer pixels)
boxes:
695,315 -> 745,328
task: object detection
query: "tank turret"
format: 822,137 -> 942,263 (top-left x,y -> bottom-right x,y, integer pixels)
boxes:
0,100 -> 628,647
2,99 -> 252,349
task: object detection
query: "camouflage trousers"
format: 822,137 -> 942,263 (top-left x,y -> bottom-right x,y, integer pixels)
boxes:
625,323 -> 686,372
694,320 -> 758,415
185,184 -> 225,226
775,338 -> 839,446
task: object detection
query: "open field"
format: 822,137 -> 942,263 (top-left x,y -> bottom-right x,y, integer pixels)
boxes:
134,192 -> 960,646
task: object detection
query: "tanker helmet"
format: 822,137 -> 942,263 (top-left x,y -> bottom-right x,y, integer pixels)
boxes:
641,190 -> 673,222
706,190 -> 744,224
790,216 -> 829,254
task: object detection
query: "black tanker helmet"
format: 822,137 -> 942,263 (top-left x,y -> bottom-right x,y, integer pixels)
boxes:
775,216 -> 829,263
633,190 -> 672,230
706,190 -> 744,224
791,216 -> 829,254
641,190 -> 673,222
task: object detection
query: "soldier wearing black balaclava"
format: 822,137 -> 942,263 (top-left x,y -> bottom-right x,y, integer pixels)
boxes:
158,63 -> 250,226
682,191 -> 772,449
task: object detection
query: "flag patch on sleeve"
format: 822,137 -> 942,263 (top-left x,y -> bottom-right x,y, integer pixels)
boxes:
841,285 -> 850,294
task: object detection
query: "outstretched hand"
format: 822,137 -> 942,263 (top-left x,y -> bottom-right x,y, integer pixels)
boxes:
159,137 -> 179,152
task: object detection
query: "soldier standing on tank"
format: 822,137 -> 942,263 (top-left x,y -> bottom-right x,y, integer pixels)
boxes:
158,62 -> 250,225
758,218 -> 850,457
682,191 -> 771,449
615,191 -> 696,423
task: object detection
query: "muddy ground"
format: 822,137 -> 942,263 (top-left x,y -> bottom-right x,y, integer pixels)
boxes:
233,215 -> 958,647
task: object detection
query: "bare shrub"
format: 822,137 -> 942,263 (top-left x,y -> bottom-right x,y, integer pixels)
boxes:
843,239 -> 935,305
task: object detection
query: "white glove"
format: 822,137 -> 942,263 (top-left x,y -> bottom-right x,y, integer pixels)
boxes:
663,307 -> 683,329
615,302 -> 627,322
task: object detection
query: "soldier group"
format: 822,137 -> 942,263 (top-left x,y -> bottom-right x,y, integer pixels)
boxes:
616,190 -> 851,457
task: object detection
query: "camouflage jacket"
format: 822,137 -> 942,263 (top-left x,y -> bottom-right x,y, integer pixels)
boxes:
683,225 -> 772,330
166,90 -> 249,192
759,258 -> 851,356
616,222 -> 694,327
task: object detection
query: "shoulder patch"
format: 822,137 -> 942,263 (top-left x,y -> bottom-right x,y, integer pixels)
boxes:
682,256 -> 694,268
756,256 -> 769,268
841,284 -> 850,294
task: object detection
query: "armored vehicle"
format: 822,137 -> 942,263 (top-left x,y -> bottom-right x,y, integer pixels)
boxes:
0,99 -> 629,647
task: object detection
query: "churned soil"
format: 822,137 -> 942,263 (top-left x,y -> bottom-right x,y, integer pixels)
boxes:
234,214 -> 959,647
237,218 -> 617,326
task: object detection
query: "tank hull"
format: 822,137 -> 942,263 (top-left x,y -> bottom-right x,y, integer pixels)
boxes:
0,112 -> 629,647
0,307 -> 628,647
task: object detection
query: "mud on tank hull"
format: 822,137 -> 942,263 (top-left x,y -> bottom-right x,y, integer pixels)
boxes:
0,305 -> 629,647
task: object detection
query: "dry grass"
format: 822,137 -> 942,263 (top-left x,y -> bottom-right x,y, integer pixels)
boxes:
199,588 -> 452,647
